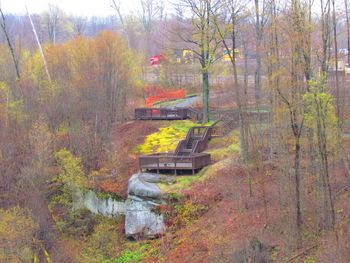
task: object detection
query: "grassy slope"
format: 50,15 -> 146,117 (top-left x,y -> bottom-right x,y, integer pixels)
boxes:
79,120 -> 350,263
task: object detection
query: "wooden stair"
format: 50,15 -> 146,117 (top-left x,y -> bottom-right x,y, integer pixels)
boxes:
175,126 -> 212,156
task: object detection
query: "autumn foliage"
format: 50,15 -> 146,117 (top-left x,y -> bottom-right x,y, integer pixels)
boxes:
145,89 -> 185,107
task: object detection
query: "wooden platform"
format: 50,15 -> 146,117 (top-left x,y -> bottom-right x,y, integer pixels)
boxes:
139,153 -> 211,175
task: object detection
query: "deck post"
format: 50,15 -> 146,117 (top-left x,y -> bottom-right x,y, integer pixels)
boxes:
157,158 -> 159,174
192,157 -> 194,175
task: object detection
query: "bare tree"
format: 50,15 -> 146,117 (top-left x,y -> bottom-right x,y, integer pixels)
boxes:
71,16 -> 87,36
212,0 -> 249,161
111,0 -> 125,27
274,0 -> 310,239
43,4 -> 61,45
331,0 -> 341,127
254,0 -> 267,108
0,7 -> 20,81
27,6 -> 52,85
318,0 -> 336,231
139,0 -> 161,55
175,0 -> 221,123
345,0 -> 350,65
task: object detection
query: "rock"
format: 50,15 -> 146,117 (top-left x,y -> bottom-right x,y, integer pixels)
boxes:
127,173 -> 169,199
75,190 -> 126,217
125,173 -> 171,238
125,196 -> 165,238
139,173 -> 176,184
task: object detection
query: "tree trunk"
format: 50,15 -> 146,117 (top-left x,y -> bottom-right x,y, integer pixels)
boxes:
295,139 -> 302,233
345,0 -> 350,65
27,7 -> 52,85
0,8 -> 20,82
202,70 -> 210,123
254,0 -> 262,108
332,0 -> 341,128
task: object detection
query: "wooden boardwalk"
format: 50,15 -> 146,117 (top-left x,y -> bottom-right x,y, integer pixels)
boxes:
139,126 -> 213,174
136,106 -> 270,174
135,107 -> 202,121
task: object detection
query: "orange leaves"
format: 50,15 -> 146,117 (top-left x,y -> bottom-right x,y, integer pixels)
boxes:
145,89 -> 185,107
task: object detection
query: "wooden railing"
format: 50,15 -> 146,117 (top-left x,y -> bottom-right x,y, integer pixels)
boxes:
187,108 -> 202,121
174,126 -> 212,155
209,110 -> 271,137
139,153 -> 211,175
135,107 -> 270,124
135,108 -> 189,120
192,127 -> 212,153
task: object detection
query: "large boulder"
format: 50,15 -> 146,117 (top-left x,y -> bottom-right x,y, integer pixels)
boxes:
127,173 -> 173,199
125,173 -> 174,238
125,195 -> 165,238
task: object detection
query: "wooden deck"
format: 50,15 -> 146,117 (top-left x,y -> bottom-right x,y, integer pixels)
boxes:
139,153 -> 211,175
135,107 -> 203,121
139,125 -> 213,174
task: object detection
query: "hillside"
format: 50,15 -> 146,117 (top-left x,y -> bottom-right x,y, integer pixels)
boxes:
67,118 -> 350,263
2,0 -> 350,262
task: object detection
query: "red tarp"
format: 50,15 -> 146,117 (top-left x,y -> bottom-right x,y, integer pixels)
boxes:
150,54 -> 166,66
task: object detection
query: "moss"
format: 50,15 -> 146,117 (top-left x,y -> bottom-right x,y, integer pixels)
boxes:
229,143 -> 240,152
204,142 -> 239,162
158,165 -> 213,193
161,158 -> 234,195
88,189 -> 124,201
203,129 -> 240,162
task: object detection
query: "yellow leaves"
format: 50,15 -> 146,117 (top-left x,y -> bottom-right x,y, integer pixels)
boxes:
303,77 -> 339,154
0,82 -> 27,124
26,51 -> 47,84
0,206 -> 38,262
138,126 -> 187,155
135,121 -> 202,155
303,78 -> 338,130
55,149 -> 86,188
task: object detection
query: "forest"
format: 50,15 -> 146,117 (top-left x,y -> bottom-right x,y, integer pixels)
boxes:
1,0 -> 350,262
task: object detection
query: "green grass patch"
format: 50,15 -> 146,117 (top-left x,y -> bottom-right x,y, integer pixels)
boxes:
204,130 -> 240,162
86,189 -> 124,201
115,244 -> 149,263
205,142 -> 239,162
158,158 -> 233,193
158,166 -> 210,193
247,108 -> 269,113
